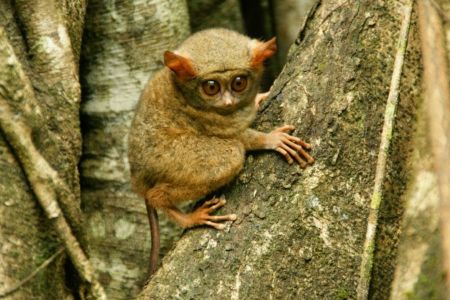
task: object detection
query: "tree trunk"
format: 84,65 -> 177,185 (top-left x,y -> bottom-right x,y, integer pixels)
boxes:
79,0 -> 190,298
0,0 -> 86,298
138,1 -> 421,299
389,91 -> 447,299
188,0 -> 245,33
272,0 -> 318,66
391,0 -> 450,298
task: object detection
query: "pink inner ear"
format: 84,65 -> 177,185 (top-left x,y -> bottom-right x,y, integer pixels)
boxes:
251,37 -> 277,68
164,51 -> 196,80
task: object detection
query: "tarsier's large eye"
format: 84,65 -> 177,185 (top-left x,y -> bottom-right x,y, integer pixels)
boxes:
202,80 -> 220,96
231,76 -> 247,92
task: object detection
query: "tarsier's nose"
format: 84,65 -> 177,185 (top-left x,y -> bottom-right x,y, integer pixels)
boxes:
223,91 -> 234,106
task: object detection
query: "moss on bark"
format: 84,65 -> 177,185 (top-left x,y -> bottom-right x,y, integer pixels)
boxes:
138,1 -> 422,298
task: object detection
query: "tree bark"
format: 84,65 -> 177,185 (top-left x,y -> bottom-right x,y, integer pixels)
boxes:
188,0 -> 245,33
272,0 -> 318,66
138,1 -> 421,299
390,89 -> 447,300
0,0 -> 87,298
79,0 -> 190,298
415,0 -> 450,295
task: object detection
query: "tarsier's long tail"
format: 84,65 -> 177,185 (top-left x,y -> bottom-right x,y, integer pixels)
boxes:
145,203 -> 160,276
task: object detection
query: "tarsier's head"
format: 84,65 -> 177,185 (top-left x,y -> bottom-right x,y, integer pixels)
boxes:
164,28 -> 276,114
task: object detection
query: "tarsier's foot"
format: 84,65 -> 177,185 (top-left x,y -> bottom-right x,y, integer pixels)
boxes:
267,125 -> 315,168
189,196 -> 237,230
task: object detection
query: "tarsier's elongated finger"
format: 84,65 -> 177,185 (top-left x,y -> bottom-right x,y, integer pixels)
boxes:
284,134 -> 312,150
296,140 -> 312,150
283,138 -> 315,164
300,149 -> 315,164
255,91 -> 270,108
276,147 -> 293,164
280,143 -> 307,168
274,125 -> 295,133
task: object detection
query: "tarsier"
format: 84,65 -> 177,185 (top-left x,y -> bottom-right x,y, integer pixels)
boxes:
128,28 -> 314,275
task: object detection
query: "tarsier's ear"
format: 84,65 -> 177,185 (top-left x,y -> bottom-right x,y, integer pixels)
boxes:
250,37 -> 277,68
164,51 -> 197,80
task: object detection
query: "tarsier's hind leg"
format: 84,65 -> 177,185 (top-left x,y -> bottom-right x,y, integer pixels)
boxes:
144,180 -> 238,274
146,184 -> 236,230
164,196 -> 237,230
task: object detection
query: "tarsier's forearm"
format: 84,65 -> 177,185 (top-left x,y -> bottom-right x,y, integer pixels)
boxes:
240,126 -> 314,167
239,128 -> 270,151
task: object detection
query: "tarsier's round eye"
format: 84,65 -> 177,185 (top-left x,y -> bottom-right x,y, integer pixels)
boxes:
202,80 -> 220,96
231,76 -> 247,92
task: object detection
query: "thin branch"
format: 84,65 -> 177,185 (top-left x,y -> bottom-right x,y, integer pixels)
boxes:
11,1 -> 84,232
356,1 -> 413,299
0,248 -> 64,298
0,97 -> 106,300
0,28 -> 106,299
0,31 -> 83,234
417,0 -> 450,293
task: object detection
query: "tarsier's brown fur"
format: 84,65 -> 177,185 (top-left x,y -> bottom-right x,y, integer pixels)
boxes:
128,28 -> 314,276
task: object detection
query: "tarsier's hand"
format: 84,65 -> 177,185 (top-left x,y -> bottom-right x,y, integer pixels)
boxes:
255,91 -> 270,109
266,125 -> 314,168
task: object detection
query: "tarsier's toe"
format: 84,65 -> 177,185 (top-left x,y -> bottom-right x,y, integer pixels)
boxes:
192,196 -> 236,230
208,197 -> 226,212
229,214 -> 237,221
202,213 -> 236,230
203,197 -> 221,207
204,221 -> 226,230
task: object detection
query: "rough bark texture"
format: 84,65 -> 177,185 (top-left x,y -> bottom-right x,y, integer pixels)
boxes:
388,1 -> 450,297
0,0 -> 86,298
390,94 -> 447,300
139,1 -> 421,298
438,0 -> 450,293
79,0 -> 190,298
368,4 -> 421,298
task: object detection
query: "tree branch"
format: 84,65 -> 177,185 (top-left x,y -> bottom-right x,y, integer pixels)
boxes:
0,26 -> 82,232
12,1 -> 84,227
0,248 -> 64,298
356,1 -> 413,298
0,96 -> 106,300
0,27 -> 106,299
138,1 -> 421,298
